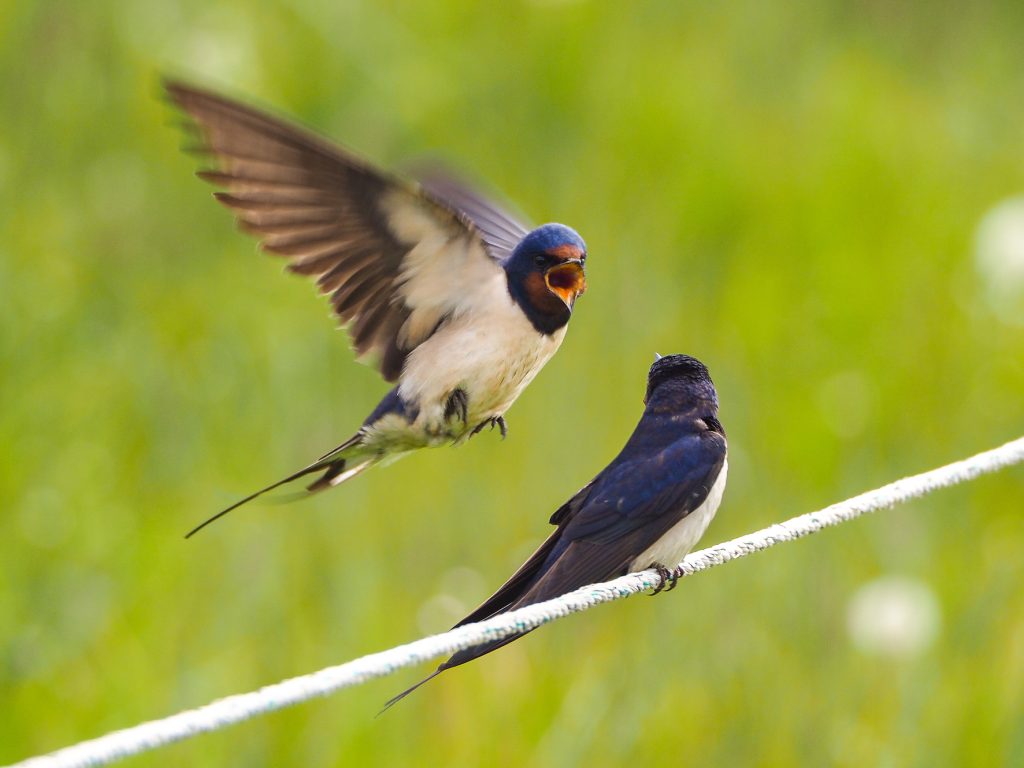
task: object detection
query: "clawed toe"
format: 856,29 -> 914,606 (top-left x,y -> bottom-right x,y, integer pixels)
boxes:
470,415 -> 508,440
444,388 -> 470,426
665,570 -> 680,592
648,563 -> 677,596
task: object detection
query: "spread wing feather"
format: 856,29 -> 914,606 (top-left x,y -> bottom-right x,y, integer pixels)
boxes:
416,169 -> 530,261
165,80 -> 515,382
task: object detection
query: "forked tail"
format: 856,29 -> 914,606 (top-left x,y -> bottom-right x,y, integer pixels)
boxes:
184,434 -> 375,538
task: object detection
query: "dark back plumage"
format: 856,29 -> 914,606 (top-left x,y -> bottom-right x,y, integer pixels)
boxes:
384,353 -> 726,709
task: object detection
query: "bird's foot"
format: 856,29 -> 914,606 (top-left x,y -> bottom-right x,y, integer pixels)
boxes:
469,415 -> 508,440
443,388 -> 469,426
648,563 -> 678,596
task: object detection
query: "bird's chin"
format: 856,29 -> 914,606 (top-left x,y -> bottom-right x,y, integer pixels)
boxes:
550,287 -> 581,310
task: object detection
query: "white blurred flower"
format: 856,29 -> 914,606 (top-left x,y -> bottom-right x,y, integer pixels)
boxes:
975,196 -> 1024,325
416,566 -> 487,635
438,565 -> 487,601
416,593 -> 468,636
186,8 -> 260,84
846,576 -> 941,657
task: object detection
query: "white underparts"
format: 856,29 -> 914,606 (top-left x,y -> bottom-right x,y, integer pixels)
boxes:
629,458 -> 729,571
393,275 -> 566,445
365,191 -> 568,451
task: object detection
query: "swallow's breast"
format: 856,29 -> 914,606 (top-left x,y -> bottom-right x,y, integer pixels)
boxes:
629,458 -> 729,572
398,280 -> 567,434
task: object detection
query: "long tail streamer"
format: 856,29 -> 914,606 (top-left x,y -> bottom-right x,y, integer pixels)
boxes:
8,435 -> 1024,768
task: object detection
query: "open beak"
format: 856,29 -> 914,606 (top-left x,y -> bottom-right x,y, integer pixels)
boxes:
544,259 -> 586,309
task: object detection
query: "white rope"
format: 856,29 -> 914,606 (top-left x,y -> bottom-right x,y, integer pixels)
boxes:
8,435 -> 1024,768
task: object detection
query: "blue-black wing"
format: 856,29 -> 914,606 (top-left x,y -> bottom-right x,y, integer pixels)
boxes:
457,426 -> 726,625
416,168 -> 530,262
382,421 -> 725,709
165,80 -> 512,382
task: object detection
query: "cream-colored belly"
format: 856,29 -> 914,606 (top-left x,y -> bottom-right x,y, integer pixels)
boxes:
629,459 -> 728,571
395,298 -> 566,443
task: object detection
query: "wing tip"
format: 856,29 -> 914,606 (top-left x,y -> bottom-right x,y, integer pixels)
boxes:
161,75 -> 229,112
160,76 -> 211,118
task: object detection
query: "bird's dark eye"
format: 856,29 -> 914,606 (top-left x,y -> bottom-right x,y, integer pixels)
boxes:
533,254 -> 548,267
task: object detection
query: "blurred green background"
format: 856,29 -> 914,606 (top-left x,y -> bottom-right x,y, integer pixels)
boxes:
3,1 -> 1024,765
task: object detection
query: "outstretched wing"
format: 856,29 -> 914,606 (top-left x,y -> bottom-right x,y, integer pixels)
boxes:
165,80 -> 510,382
416,168 -> 530,262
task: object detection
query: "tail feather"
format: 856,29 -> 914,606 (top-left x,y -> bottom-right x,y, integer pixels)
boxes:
315,433 -> 363,462
305,456 -> 377,493
378,668 -> 445,715
381,622 -> 538,711
380,536 -> 562,706
184,434 -> 368,538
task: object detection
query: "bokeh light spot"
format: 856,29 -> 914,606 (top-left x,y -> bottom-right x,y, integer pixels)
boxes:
846,575 -> 941,657
975,196 -> 1024,326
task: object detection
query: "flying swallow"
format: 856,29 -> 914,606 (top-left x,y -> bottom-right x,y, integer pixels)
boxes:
163,81 -> 588,537
385,353 -> 727,708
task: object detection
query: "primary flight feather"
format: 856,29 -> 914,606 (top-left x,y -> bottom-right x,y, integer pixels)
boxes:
164,81 -> 588,536
385,354 -> 728,708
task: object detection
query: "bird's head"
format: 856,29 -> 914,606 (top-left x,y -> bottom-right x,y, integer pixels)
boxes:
644,354 -> 719,410
505,224 -> 587,334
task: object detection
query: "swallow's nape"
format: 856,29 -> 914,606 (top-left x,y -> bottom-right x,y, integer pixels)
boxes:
163,80 -> 589,535
386,352 -> 728,706
647,353 -> 711,381
644,354 -> 717,406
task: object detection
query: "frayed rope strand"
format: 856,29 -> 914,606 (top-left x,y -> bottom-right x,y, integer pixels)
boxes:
8,435 -> 1024,768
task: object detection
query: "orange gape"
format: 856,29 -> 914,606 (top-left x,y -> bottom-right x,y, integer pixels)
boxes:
545,261 -> 587,305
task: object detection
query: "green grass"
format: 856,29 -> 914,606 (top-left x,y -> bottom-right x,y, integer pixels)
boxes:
2,1 -> 1023,765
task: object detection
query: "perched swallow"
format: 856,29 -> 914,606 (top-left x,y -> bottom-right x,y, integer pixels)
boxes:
385,354 -> 727,708
163,81 -> 588,537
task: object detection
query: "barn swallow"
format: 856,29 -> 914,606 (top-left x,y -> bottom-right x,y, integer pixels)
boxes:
385,354 -> 727,708
163,81 -> 588,537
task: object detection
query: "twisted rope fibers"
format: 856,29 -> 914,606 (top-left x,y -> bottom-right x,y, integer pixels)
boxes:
9,435 -> 1024,768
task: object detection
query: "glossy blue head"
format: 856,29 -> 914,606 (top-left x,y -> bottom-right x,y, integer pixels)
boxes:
504,223 -> 588,335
